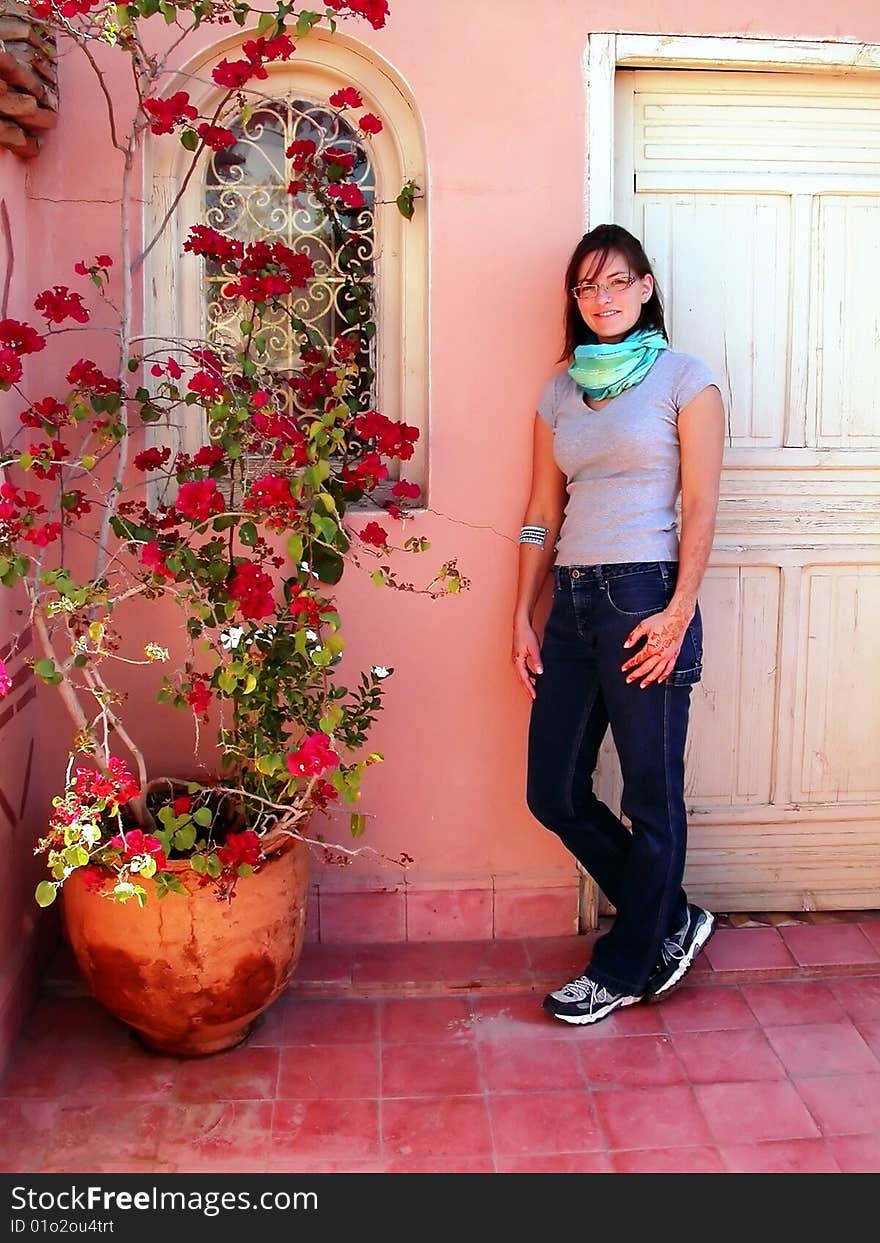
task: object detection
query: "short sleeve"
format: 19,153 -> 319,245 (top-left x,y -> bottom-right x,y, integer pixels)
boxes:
674,354 -> 720,412
536,374 -> 559,429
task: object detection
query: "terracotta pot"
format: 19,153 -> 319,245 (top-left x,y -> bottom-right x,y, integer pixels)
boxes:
62,836 -> 309,1057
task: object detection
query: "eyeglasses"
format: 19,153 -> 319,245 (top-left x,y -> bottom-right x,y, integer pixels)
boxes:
570,273 -> 637,300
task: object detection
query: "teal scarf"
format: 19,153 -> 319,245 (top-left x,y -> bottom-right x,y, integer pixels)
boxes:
567,328 -> 668,401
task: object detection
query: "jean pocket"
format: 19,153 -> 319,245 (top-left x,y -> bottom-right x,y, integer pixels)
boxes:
604,567 -> 671,618
669,605 -> 703,686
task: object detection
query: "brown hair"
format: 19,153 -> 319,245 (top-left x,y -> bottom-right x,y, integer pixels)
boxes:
558,223 -> 667,362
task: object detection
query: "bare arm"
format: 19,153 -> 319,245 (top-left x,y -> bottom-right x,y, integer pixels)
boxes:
512,415 -> 567,699
621,384 -> 725,686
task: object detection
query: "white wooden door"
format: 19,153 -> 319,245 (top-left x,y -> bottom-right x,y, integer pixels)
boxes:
610,69 -> 880,911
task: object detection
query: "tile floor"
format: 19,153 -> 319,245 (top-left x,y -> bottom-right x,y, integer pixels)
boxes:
2,915 -> 880,1174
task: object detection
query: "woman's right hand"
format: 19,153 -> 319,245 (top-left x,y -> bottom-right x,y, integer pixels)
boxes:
512,617 -> 543,701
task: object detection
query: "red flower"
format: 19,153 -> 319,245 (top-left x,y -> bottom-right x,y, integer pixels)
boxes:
140,541 -> 175,580
191,444 -> 224,468
391,480 -> 421,500
183,226 -> 244,264
0,318 -> 46,355
172,796 -> 192,816
217,830 -> 262,870
197,123 -> 237,152
243,472 -> 298,528
33,286 -> 89,325
66,359 -> 122,395
212,58 -> 261,90
80,866 -> 109,894
327,182 -> 365,210
329,87 -> 363,109
359,113 -> 383,135
286,732 -> 340,778
133,446 -> 171,472
143,92 -> 197,136
187,370 -> 226,400
286,138 -> 317,168
175,479 -> 225,523
0,348 -> 22,386
186,675 -> 214,719
108,829 -> 167,871
359,521 -> 389,548
228,562 -> 275,620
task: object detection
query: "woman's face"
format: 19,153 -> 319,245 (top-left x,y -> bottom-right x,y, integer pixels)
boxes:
573,249 -> 654,343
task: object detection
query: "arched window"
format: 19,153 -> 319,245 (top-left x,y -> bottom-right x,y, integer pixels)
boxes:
144,30 -> 427,491
204,98 -> 376,415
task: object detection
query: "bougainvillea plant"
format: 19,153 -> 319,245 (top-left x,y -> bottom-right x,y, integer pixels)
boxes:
0,0 -> 466,906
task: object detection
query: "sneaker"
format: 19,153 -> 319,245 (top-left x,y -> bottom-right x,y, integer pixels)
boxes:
543,973 -> 643,1025
646,904 -> 715,1001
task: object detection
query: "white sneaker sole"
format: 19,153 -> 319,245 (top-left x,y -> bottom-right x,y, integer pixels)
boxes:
547,994 -> 643,1026
650,911 -> 715,1000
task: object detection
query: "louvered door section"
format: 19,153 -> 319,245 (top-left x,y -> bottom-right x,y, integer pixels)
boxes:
612,69 -> 880,910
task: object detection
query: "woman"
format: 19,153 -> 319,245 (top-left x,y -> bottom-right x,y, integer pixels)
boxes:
513,224 -> 725,1026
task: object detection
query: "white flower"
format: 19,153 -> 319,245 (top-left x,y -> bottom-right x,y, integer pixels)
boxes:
144,643 -> 169,662
219,627 -> 245,651
371,665 -> 391,679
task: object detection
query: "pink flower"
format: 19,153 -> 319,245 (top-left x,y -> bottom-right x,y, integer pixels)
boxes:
0,660 -> 12,698
286,732 -> 340,778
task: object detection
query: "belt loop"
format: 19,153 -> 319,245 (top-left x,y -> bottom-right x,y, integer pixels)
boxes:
658,561 -> 669,587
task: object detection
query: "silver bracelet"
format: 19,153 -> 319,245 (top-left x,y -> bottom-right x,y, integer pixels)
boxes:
519,524 -> 548,548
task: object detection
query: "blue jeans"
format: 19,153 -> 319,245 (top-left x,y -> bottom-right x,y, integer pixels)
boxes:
526,562 -> 703,995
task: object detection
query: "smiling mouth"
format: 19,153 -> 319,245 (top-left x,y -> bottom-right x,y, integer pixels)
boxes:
595,310 -> 619,317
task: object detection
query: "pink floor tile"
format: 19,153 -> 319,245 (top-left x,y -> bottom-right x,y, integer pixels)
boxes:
175,1046 -> 280,1101
1,1037 -> 179,1102
825,1132 -> 880,1172
271,1098 -> 380,1161
854,1019 -> 880,1059
382,1095 -> 493,1159
826,975 -> 880,1025
667,1028 -> 785,1084
470,994 -> 576,1042
427,939 -> 532,984
858,921 -> 880,955
705,927 -> 795,973
739,980 -> 847,1026
793,1073 -> 880,1135
405,889 -> 493,941
279,998 -> 380,1045
579,1034 -> 688,1088
658,985 -> 758,1032
779,923 -> 880,968
266,1158 -> 383,1174
611,1146 -> 725,1173
156,1102 -> 273,1167
380,997 -> 474,1044
248,998 -> 289,1045
593,1084 -> 711,1151
497,1152 -> 613,1173
695,1081 -> 820,1144
0,1100 -> 165,1169
488,1090 -> 604,1156
292,944 -> 357,990
277,1043 -> 379,1099
384,1156 -> 496,1173
478,1036 -> 586,1093
720,1138 -> 841,1173
382,1042 -> 482,1097
763,1021 -> 880,1078
524,934 -> 599,979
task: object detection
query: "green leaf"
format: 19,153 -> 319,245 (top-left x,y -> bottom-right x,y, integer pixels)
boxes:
286,534 -> 303,564
239,521 -> 258,546
206,853 -> 222,878
396,180 -> 417,220
35,881 -> 57,908
350,813 -> 366,839
295,9 -> 320,36
180,128 -> 199,152
256,752 -> 284,776
212,514 -> 237,532
34,658 -> 57,682
173,825 -> 196,852
257,8 -> 277,34
371,569 -> 386,588
312,546 -> 344,585
193,806 -> 213,827
155,872 -> 187,897
190,855 -> 208,875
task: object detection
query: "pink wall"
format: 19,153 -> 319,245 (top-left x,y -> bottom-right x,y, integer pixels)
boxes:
10,0 -> 880,963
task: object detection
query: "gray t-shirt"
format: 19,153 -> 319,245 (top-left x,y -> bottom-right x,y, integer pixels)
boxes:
537,349 -> 719,565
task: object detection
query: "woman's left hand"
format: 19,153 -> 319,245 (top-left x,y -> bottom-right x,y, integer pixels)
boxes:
620,601 -> 694,688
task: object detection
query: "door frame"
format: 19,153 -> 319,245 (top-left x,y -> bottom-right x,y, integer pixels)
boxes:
578,32 -> 880,929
